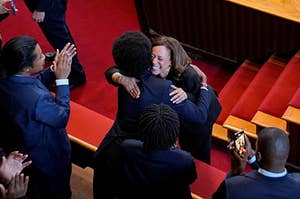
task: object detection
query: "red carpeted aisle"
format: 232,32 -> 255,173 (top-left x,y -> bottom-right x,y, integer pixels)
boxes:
0,0 -> 233,197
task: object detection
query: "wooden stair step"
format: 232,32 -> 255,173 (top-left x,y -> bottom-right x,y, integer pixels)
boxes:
223,115 -> 257,139
212,123 -> 229,142
257,50 -> 300,118
230,55 -> 286,121
216,60 -> 260,124
251,111 -> 286,130
224,56 -> 287,137
190,160 -> 226,199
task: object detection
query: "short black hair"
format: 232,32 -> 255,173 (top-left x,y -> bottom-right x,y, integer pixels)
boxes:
138,104 -> 180,151
1,36 -> 37,76
258,127 -> 289,163
112,31 -> 152,78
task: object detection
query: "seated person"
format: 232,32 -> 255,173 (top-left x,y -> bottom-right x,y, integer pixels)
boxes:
212,127 -> 300,199
119,104 -> 197,199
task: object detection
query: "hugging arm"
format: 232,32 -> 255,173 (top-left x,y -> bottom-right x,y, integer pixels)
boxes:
105,66 -> 140,98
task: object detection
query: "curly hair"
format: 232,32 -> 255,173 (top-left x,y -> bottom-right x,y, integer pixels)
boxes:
112,31 -> 152,78
138,104 -> 180,151
1,36 -> 37,77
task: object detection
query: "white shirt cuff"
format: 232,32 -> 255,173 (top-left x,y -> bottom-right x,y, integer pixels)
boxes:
200,86 -> 208,91
248,155 -> 256,164
55,79 -> 69,86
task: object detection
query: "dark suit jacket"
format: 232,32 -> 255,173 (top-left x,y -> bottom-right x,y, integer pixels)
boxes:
212,170 -> 300,199
24,0 -> 57,12
93,68 -> 213,198
119,139 -> 196,199
170,65 -> 222,163
97,68 -> 213,155
0,68 -> 71,193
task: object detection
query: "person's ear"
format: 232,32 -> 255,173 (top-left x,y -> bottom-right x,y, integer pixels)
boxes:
256,151 -> 261,162
22,67 -> 31,73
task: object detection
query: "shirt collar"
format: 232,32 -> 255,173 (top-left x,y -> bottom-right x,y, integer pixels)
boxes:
258,168 -> 287,178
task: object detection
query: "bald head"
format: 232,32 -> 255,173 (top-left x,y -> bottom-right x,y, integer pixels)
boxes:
257,127 -> 289,170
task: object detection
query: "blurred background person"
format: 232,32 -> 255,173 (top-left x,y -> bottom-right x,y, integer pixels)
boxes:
24,0 -> 86,88
0,151 -> 31,199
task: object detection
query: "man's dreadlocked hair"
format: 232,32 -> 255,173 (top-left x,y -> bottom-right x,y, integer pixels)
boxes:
138,104 -> 180,151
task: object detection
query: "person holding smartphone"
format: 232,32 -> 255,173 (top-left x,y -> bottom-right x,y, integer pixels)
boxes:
212,127 -> 300,199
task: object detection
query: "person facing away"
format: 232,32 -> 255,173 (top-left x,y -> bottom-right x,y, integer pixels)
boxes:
212,127 -> 300,199
105,35 -> 221,163
24,0 -> 86,88
0,35 -> 76,199
119,104 -> 197,199
93,31 -> 214,199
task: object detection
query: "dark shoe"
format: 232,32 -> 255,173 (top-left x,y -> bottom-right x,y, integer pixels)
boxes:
68,68 -> 86,89
0,13 -> 9,22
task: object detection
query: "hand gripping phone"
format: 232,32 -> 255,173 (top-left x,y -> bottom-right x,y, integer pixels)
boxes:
233,130 -> 246,158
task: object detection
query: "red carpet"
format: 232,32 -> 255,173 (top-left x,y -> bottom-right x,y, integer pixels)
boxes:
0,0 -> 234,196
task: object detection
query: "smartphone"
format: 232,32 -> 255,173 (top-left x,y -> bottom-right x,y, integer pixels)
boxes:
10,0 -> 17,15
233,130 -> 246,158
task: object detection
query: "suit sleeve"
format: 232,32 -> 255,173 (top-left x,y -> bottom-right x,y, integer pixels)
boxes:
36,68 -> 55,87
35,85 -> 70,128
165,84 -> 212,125
35,0 -> 53,11
105,65 -> 122,86
212,180 -> 227,199
182,68 -> 201,102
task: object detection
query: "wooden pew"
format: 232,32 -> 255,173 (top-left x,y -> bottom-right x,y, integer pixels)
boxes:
67,101 -> 114,167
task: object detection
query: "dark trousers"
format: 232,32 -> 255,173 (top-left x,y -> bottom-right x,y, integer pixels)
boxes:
24,0 -> 86,86
93,141 -> 124,199
25,165 -> 72,199
179,123 -> 212,164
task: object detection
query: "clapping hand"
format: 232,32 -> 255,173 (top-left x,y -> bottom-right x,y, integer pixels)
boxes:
50,43 -> 77,79
0,151 -> 31,185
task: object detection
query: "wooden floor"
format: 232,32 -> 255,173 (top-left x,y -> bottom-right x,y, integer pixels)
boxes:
71,164 -> 93,199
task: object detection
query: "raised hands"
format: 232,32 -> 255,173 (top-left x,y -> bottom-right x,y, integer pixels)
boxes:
0,151 -> 31,185
0,0 -> 10,14
50,43 -> 77,79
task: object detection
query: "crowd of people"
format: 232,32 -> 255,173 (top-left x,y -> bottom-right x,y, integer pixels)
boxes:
0,1 -> 299,198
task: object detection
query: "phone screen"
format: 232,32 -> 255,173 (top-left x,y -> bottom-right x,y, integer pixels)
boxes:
234,130 -> 245,157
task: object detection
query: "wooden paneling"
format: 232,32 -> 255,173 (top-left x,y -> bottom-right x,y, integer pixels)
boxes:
135,0 -> 300,64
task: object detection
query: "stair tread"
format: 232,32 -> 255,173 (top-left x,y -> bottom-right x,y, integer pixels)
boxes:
258,51 -> 300,117
230,55 -> 286,120
212,123 -> 229,142
217,60 -> 260,123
